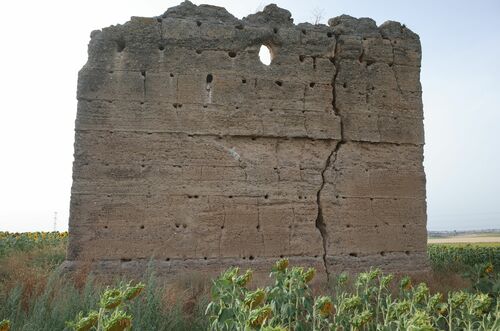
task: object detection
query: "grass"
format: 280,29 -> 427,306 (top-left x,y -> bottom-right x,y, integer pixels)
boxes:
0,232 -> 210,330
0,232 -> 499,330
0,262 -> 210,330
0,273 -> 210,330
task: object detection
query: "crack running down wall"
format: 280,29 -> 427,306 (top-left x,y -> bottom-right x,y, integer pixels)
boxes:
64,1 -> 428,280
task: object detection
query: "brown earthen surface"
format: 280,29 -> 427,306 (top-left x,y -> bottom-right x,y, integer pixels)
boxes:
64,1 -> 428,281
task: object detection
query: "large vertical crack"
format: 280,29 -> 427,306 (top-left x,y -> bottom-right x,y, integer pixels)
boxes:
315,33 -> 345,282
315,147 -> 336,282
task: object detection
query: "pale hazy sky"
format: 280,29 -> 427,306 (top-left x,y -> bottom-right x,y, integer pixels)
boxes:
0,0 -> 499,232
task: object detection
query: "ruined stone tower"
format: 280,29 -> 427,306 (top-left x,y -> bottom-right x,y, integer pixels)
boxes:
65,1 -> 428,280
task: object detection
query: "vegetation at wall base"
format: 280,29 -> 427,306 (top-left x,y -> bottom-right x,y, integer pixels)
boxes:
0,232 -> 499,330
205,259 -> 499,330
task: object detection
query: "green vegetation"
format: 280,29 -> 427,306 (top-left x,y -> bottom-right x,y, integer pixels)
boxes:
0,270 -> 209,330
0,232 -> 499,330
428,243 -> 500,272
0,231 -> 67,258
0,232 -> 208,331
0,319 -> 10,331
66,282 -> 145,331
206,259 -> 499,330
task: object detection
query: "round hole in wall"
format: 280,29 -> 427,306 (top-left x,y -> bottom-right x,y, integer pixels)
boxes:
259,45 -> 272,65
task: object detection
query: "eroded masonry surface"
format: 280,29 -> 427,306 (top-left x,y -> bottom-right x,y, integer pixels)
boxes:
65,1 -> 428,279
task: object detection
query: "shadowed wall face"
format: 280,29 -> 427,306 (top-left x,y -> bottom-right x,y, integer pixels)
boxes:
66,1 -> 427,279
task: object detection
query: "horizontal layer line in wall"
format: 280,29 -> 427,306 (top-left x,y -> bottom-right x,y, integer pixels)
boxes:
75,128 -> 341,141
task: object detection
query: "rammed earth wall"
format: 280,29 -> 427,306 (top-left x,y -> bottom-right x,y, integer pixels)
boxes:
64,1 -> 428,281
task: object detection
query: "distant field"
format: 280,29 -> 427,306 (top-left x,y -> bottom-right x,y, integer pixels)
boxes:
428,233 -> 500,244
